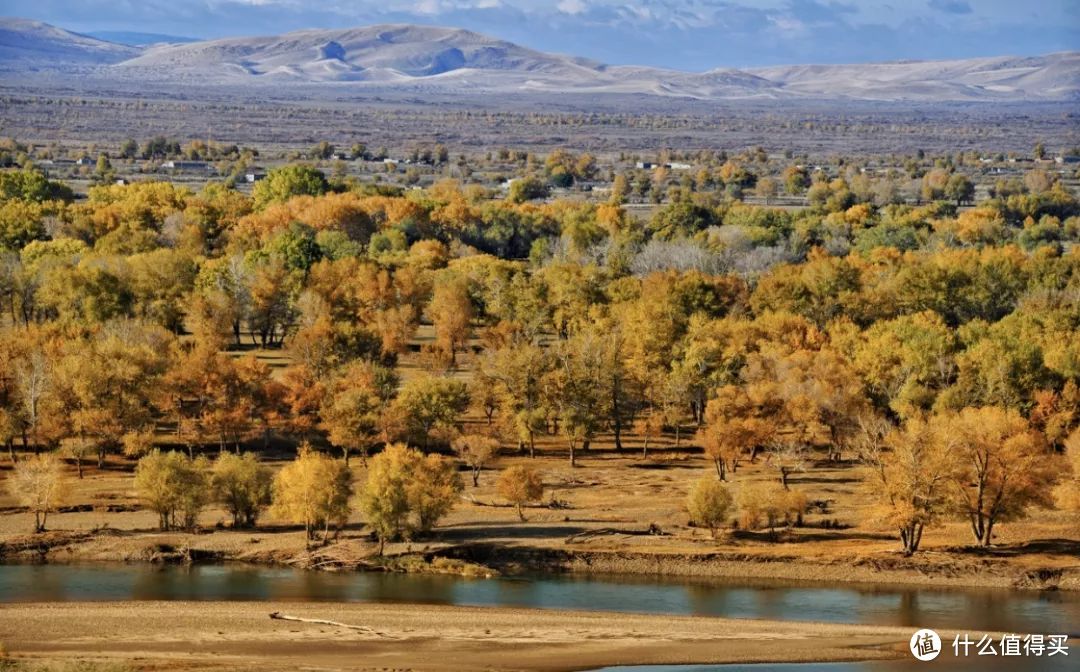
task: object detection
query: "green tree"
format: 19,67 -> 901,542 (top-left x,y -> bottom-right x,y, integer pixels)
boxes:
944,174 -> 975,206
507,177 -> 549,204
211,452 -> 272,528
392,376 -> 469,449
360,443 -> 461,552
134,450 -> 210,532
252,165 -> 329,208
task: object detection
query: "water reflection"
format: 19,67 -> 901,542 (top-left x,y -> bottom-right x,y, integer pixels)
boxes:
1,564 -> 1077,637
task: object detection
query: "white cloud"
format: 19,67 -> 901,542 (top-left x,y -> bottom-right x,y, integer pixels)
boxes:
413,0 -> 441,15
557,0 -> 587,16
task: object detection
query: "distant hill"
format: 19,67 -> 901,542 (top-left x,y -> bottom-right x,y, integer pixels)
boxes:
86,31 -> 198,47
0,17 -> 138,64
747,53 -> 1080,101
1,18 -> 1076,101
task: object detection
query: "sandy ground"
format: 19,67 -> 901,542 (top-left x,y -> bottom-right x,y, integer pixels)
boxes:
0,601 -> 919,671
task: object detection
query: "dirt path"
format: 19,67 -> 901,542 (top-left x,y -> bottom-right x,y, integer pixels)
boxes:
0,601 -> 918,671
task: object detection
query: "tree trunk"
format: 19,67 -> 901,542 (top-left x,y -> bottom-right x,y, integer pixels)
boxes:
969,511 -> 986,546
569,442 -> 576,468
900,523 -> 924,556
611,385 -> 623,451
472,469 -> 480,487
714,458 -> 726,481
642,434 -> 649,459
980,518 -> 994,547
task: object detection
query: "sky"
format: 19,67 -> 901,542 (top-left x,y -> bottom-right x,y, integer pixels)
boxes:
7,0 -> 1079,69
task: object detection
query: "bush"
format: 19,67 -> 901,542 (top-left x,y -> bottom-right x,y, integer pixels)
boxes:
497,465 -> 544,520
686,476 -> 734,538
736,481 -> 806,533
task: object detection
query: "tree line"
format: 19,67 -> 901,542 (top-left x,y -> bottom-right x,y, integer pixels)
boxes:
1,161 -> 1079,556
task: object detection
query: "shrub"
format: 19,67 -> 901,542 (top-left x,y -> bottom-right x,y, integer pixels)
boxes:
736,481 -> 806,533
686,476 -> 734,538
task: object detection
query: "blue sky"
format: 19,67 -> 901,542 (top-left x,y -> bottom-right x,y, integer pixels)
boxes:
9,0 -> 1079,69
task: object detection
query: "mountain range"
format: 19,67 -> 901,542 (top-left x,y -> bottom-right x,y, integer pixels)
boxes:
1,17 -> 1077,102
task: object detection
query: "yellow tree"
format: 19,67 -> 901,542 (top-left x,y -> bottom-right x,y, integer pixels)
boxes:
1055,429 -> 1080,532
7,453 -> 65,533
271,444 -> 352,542
938,406 -> 1061,547
319,361 -> 394,464
497,465 -> 544,520
429,275 -> 473,368
452,433 -> 501,487
407,453 -> 463,534
863,418 -> 955,556
699,385 -> 776,480
686,476 -> 734,538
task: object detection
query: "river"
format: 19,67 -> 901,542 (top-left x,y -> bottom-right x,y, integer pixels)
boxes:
1,563 -> 1076,639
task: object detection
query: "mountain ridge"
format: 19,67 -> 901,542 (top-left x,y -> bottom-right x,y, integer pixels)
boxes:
1,17 -> 1076,102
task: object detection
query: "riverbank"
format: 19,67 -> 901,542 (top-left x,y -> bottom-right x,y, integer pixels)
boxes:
0,600 -> 919,671
2,452 -> 1077,594
2,526 -> 1077,592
